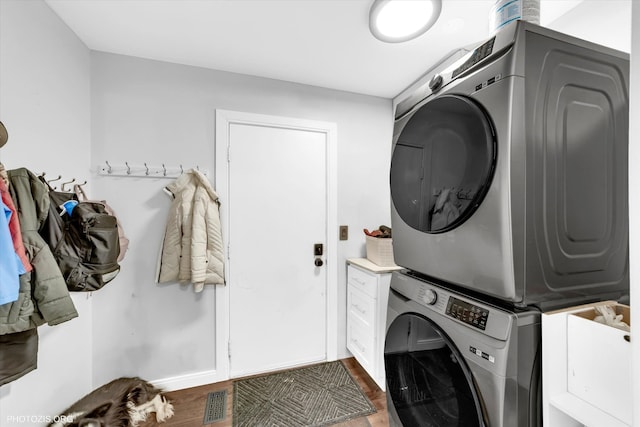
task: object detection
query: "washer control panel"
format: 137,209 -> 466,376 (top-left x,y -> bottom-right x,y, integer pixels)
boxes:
390,271 -> 513,341
445,296 -> 489,330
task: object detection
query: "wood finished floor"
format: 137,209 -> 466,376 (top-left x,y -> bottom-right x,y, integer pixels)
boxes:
140,357 -> 388,427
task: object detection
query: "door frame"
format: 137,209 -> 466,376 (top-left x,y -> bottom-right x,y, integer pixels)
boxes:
214,109 -> 338,380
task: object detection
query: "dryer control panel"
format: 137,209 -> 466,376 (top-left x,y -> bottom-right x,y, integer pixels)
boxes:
451,37 -> 496,79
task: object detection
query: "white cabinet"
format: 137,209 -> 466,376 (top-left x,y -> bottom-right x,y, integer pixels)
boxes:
542,301 -> 632,427
346,258 -> 401,391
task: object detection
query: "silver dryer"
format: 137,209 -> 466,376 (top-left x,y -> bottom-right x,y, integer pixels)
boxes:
390,21 -> 629,309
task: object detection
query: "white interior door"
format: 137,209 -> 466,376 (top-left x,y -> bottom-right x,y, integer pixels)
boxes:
216,111 -> 337,379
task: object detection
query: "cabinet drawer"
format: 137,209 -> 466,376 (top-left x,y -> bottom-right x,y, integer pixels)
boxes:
347,287 -> 375,328
347,315 -> 375,372
347,265 -> 378,299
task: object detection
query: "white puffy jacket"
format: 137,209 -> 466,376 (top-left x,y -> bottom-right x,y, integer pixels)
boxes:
156,169 -> 225,291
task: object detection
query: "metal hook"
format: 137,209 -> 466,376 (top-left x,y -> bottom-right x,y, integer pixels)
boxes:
47,175 -> 62,184
61,178 -> 76,192
105,161 -> 112,174
44,174 -> 61,190
162,164 -> 167,177
76,180 -> 88,188
144,162 -> 150,176
125,162 -> 131,175
180,164 -> 184,175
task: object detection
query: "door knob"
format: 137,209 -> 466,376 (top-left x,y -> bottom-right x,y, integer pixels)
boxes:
315,258 -> 324,267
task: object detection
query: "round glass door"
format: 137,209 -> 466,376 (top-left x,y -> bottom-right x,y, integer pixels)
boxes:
390,94 -> 496,233
384,313 -> 485,427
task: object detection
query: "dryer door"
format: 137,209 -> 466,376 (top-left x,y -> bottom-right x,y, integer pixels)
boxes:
391,94 -> 496,233
384,312 -> 485,427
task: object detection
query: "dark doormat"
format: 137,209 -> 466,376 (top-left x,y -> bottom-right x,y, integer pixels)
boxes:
232,360 -> 376,427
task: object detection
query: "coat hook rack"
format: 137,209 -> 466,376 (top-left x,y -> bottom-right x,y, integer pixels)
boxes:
96,162 -> 208,179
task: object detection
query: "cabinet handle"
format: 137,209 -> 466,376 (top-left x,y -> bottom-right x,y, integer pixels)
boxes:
353,277 -> 365,286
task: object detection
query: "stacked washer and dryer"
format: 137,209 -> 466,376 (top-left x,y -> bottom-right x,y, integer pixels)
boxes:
384,21 -> 629,427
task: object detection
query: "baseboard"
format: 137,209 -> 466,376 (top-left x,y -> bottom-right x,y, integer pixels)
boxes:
151,369 -> 224,392
152,354 -> 347,392
229,355 -> 329,379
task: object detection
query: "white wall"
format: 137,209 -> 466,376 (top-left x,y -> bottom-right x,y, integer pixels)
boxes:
88,51 -> 393,388
0,0 -> 93,424
546,0 -> 631,51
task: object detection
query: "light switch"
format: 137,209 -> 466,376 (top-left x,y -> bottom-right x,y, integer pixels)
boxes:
339,225 -> 348,241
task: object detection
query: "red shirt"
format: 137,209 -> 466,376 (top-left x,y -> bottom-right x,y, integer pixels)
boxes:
0,179 -> 32,273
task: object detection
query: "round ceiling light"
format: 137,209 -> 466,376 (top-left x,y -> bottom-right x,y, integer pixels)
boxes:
369,0 -> 442,43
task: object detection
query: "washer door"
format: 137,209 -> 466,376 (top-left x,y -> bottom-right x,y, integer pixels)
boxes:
384,313 -> 485,427
390,95 -> 496,233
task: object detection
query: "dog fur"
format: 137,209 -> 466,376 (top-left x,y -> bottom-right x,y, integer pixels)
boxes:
49,377 -> 174,427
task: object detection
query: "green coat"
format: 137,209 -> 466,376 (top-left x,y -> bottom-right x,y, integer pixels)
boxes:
0,168 -> 78,334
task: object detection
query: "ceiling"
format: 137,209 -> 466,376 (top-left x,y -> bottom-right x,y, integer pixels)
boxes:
44,0 -> 585,99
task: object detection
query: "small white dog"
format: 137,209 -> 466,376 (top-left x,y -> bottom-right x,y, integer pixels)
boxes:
49,377 -> 174,427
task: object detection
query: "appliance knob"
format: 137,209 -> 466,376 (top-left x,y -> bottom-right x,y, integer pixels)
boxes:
428,74 -> 443,91
422,289 -> 437,305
